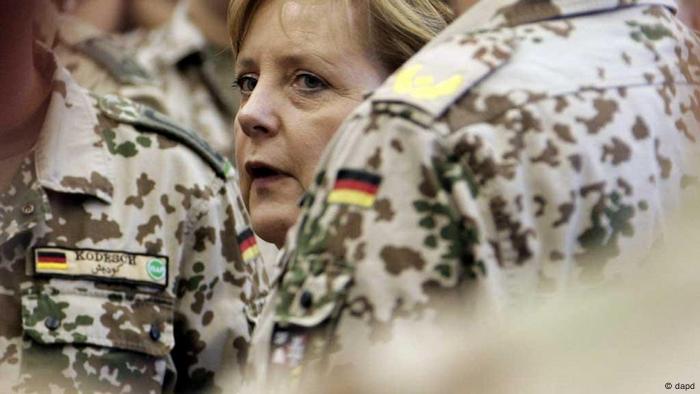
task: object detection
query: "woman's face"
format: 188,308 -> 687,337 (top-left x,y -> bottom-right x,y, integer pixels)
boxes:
234,0 -> 387,247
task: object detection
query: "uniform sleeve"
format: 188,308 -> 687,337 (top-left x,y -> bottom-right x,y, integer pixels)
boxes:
275,103 -> 497,330
171,175 -> 266,392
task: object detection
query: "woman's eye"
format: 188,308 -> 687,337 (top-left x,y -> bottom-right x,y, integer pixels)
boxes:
234,75 -> 258,94
295,73 -> 327,91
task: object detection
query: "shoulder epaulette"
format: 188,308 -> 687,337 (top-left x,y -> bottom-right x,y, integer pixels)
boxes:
95,94 -> 233,179
75,36 -> 154,86
370,29 -> 516,118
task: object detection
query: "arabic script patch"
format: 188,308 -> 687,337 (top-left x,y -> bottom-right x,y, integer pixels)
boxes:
33,247 -> 168,289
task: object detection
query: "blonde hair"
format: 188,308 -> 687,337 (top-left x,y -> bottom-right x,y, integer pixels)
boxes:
228,0 -> 453,72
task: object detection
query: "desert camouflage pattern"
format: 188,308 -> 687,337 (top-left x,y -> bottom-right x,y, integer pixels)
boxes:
0,47 -> 267,393
244,0 -> 700,389
52,6 -> 280,279
121,1 -> 236,160
54,14 -> 160,102
53,1 -> 236,160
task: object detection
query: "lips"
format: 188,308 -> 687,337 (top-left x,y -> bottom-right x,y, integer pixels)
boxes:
245,161 -> 290,185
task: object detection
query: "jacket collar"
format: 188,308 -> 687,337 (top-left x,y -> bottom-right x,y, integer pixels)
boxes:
134,1 -> 207,71
34,46 -> 115,204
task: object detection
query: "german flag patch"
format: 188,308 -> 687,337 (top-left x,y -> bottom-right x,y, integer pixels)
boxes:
238,228 -> 261,262
327,169 -> 381,208
36,251 -> 68,270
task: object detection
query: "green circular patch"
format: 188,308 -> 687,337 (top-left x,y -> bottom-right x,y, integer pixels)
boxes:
146,259 -> 166,281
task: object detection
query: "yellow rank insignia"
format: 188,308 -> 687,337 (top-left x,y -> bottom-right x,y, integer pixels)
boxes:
327,169 -> 382,208
393,64 -> 464,100
33,247 -> 169,289
237,229 -> 261,262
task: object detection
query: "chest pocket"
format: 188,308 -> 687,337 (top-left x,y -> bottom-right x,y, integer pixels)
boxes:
273,249 -> 353,329
21,282 -> 174,357
267,251 -> 353,377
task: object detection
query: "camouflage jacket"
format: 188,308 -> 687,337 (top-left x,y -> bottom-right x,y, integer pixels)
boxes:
55,2 -> 236,160
53,11 -> 280,278
244,0 -> 700,389
0,48 -> 267,393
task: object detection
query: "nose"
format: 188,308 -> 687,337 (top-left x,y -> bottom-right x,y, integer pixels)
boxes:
236,85 -> 280,140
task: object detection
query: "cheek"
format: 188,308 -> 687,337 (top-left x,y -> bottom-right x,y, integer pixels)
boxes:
237,172 -> 251,210
234,117 -> 246,150
294,107 -> 355,187
234,119 -> 251,170
233,123 -> 251,202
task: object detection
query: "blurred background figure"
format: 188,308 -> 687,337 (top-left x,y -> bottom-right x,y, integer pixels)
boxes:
69,0 -> 130,32
678,0 -> 700,30
129,0 -> 179,30
73,0 -> 129,32
69,0 -> 177,32
121,0 -> 236,159
57,0 -> 235,160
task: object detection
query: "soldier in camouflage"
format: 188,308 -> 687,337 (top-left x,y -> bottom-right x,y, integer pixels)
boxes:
50,0 -> 237,159
53,12 -> 164,108
50,0 -> 280,273
0,1 -> 266,392
244,0 -> 700,389
53,0 -> 237,160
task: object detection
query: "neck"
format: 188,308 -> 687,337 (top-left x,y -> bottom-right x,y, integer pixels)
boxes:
0,2 -> 52,159
188,0 -> 230,48
452,0 -> 480,14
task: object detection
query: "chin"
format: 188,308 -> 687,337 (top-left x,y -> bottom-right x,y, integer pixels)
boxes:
250,206 -> 299,248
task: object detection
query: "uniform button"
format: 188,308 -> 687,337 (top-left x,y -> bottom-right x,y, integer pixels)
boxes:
300,291 -> 313,309
21,203 -> 35,215
149,324 -> 161,341
297,193 -> 307,207
44,316 -> 61,331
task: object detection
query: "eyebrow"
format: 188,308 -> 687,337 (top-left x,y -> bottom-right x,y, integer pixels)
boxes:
281,53 -> 339,69
235,58 -> 256,71
235,51 -> 342,73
